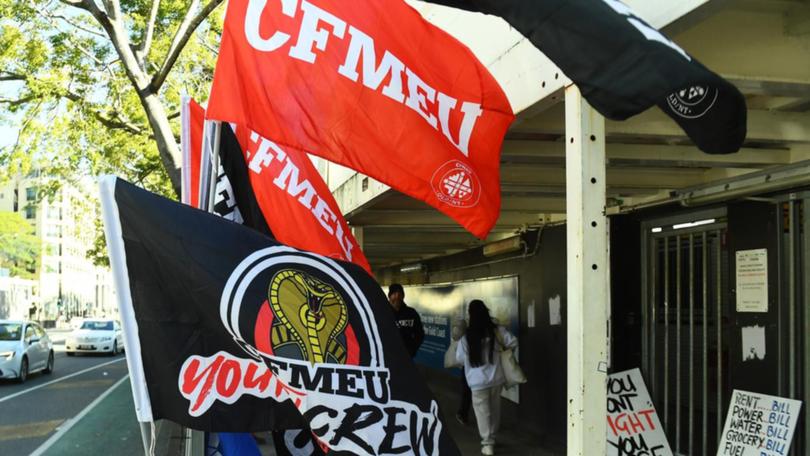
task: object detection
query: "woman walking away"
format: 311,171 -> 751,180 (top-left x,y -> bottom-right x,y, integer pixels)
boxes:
456,300 -> 517,456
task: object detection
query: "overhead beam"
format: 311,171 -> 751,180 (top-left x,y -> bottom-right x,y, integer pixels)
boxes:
514,107 -> 810,144
363,231 -> 479,245
332,172 -> 391,218
726,76 -> 810,97
502,140 -> 790,167
349,209 -> 546,227
362,243 -> 464,254
504,164 -> 710,189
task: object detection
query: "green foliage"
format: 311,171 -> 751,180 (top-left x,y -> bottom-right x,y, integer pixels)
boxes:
0,0 -> 223,194
1,0 -> 225,266
0,212 -> 40,278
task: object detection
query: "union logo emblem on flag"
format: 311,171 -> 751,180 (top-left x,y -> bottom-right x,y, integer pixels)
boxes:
431,160 -> 481,208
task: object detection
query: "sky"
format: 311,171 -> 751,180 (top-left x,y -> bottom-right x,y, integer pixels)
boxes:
0,124 -> 18,149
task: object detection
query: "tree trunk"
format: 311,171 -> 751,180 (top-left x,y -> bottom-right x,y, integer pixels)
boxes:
140,91 -> 182,197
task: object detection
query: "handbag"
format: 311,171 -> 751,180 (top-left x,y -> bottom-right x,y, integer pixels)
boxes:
444,339 -> 462,368
496,330 -> 527,387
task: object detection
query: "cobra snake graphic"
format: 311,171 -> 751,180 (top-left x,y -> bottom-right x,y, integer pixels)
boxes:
268,269 -> 348,364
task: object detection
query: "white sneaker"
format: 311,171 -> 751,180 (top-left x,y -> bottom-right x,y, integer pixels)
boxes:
481,444 -> 495,455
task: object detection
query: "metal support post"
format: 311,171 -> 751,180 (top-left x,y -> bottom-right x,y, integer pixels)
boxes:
565,85 -> 608,456
798,199 -> 810,452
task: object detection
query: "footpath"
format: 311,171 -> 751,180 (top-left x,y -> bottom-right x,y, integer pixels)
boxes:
29,358 -> 560,455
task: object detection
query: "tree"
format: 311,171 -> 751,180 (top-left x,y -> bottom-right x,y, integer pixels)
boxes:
0,0 -> 225,197
0,212 -> 40,278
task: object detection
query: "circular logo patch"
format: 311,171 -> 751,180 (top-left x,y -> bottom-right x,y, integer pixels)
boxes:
430,160 -> 481,208
666,85 -> 718,119
220,247 -> 384,367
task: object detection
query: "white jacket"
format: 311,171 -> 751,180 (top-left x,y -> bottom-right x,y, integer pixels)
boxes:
455,326 -> 517,391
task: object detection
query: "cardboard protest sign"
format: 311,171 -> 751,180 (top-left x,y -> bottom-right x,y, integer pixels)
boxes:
607,368 -> 672,456
717,390 -> 802,456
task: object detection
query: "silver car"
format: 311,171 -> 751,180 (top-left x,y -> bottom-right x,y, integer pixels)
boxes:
0,320 -> 54,383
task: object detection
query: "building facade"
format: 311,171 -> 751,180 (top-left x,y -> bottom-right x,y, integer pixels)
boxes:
0,175 -> 116,323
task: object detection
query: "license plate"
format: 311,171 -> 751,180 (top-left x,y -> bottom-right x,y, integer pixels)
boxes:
78,345 -> 94,350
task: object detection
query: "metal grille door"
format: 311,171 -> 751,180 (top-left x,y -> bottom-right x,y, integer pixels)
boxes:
642,215 -> 728,456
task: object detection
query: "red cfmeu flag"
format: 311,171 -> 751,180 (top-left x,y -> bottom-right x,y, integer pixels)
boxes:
181,97 -> 206,209
229,125 -> 372,272
185,96 -> 371,272
206,0 -> 515,239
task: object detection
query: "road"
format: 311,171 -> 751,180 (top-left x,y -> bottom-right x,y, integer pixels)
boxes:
0,332 -> 130,456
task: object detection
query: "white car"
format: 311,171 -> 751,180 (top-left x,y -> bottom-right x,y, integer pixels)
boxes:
65,319 -> 124,356
0,320 -> 54,383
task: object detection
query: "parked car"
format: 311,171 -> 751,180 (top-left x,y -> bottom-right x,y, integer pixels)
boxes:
65,319 -> 124,356
0,320 -> 54,383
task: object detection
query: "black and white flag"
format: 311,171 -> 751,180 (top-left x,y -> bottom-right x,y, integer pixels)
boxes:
100,177 -> 458,455
426,0 -> 747,154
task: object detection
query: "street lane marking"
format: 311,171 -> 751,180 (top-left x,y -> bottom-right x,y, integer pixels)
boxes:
0,419 -> 65,442
46,379 -> 115,390
0,357 -> 125,404
30,374 -> 130,456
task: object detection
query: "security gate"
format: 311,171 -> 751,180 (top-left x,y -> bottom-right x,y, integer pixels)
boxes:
641,209 -> 729,456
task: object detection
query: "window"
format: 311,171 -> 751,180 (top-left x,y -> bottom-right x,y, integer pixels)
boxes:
25,205 -> 36,220
26,187 -> 37,201
47,206 -> 61,220
80,320 -> 113,331
0,323 -> 22,341
25,325 -> 35,341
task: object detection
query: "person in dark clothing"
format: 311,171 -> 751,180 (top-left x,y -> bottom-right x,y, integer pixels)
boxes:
388,283 -> 425,357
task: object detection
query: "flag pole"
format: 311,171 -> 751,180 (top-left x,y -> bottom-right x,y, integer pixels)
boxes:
207,121 -> 223,213
98,177 -> 156,456
185,119 -> 222,456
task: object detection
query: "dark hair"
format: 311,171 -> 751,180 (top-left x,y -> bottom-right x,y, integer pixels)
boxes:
466,299 -> 496,367
388,283 -> 404,296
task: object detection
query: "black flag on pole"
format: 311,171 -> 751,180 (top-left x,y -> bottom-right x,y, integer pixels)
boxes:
426,0 -> 747,154
100,177 -> 458,455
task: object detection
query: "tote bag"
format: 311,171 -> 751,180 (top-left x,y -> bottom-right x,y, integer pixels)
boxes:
496,330 -> 527,387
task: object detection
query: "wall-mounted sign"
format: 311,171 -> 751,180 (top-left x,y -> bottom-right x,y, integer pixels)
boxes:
735,249 -> 768,313
717,390 -> 802,456
607,368 -> 672,456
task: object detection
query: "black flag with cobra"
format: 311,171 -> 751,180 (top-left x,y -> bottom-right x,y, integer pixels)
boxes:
425,0 -> 747,154
100,177 -> 459,455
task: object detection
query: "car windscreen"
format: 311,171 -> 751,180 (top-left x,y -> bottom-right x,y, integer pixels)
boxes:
0,323 -> 23,341
80,321 -> 113,331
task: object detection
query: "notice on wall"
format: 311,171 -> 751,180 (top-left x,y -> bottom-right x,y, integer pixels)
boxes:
735,249 -> 768,312
548,294 -> 562,326
607,368 -> 672,456
717,390 -> 802,456
741,325 -> 766,361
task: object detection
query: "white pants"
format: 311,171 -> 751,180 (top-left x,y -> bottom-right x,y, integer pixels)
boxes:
471,385 -> 502,446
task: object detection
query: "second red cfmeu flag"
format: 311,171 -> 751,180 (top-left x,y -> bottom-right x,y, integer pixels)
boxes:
207,0 -> 515,239
185,97 -> 371,272
180,97 -> 206,209
227,124 -> 372,272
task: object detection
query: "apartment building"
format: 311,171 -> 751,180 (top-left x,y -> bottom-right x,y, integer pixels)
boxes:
0,175 -> 116,322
